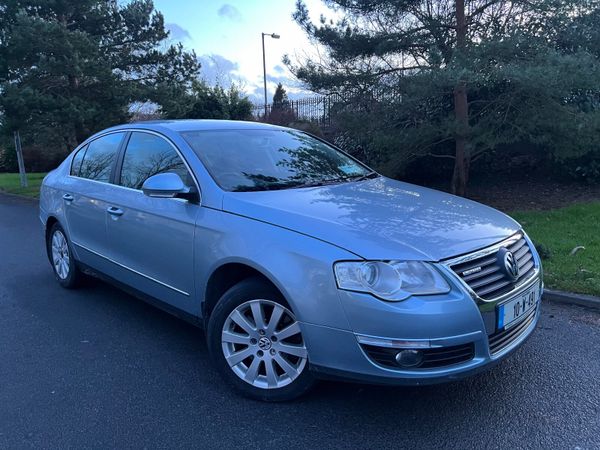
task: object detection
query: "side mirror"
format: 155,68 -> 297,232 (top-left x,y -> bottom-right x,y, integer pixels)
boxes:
142,173 -> 189,199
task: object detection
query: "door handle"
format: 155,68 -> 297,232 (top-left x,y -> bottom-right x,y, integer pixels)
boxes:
107,206 -> 124,217
62,193 -> 74,202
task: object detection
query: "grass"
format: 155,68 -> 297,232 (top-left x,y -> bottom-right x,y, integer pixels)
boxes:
512,202 -> 600,297
0,172 -> 46,198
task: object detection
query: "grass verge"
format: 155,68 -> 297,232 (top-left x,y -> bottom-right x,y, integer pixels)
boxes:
0,172 -> 46,198
512,202 -> 600,297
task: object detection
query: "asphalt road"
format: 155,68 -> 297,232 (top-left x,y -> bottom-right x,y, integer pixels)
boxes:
1,193 -> 599,449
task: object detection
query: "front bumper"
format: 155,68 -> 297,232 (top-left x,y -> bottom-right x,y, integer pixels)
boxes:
301,273 -> 543,385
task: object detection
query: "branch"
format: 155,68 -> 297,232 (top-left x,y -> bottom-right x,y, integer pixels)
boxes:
428,152 -> 456,159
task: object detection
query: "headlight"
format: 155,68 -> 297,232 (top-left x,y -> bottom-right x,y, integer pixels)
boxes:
334,261 -> 451,301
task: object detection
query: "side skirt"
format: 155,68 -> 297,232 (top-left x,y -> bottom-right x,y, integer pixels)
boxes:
77,261 -> 204,329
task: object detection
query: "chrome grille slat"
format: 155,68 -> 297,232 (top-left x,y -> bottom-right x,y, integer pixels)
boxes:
508,238 -> 526,253
447,234 -> 537,301
514,245 -> 529,260
517,252 -> 533,268
469,272 -> 506,290
519,260 -> 534,275
463,265 -> 500,282
477,279 -> 512,297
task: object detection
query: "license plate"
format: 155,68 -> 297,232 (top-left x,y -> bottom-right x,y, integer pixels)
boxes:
497,284 -> 539,330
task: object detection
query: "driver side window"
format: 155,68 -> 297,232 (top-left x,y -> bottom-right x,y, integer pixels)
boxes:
118,132 -> 192,190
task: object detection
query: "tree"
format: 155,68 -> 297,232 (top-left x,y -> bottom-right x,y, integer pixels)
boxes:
272,83 -> 289,107
160,80 -> 253,120
288,0 -> 600,195
0,0 -> 199,169
268,83 -> 296,125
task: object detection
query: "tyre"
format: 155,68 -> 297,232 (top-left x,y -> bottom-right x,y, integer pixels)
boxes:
46,222 -> 82,289
207,277 -> 314,401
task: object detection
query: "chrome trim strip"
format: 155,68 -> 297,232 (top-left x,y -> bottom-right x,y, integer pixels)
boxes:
444,233 -> 523,267
355,330 -> 482,349
72,241 -> 190,297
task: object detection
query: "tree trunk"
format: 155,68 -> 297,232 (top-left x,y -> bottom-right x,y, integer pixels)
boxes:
452,82 -> 469,196
451,0 -> 470,197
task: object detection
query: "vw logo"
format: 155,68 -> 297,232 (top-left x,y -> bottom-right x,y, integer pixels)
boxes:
258,337 -> 272,351
503,251 -> 520,280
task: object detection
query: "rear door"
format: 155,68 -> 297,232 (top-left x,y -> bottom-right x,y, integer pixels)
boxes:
63,132 -> 126,270
103,131 -> 199,314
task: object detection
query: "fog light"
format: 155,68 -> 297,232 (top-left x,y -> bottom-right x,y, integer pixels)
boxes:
395,349 -> 423,368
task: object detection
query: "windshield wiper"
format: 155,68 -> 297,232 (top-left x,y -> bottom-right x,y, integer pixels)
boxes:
291,177 -> 354,189
232,183 -> 295,192
348,171 -> 380,182
233,173 -> 379,192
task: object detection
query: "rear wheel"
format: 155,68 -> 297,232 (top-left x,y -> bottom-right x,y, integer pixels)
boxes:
47,222 -> 82,288
207,277 -> 314,401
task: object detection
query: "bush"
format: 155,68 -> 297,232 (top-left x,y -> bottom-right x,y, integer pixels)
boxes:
564,152 -> 600,183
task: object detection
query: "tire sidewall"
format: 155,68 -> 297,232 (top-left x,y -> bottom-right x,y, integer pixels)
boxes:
207,277 -> 314,402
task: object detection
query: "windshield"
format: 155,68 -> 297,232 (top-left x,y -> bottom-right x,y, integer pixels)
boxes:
180,129 -> 373,191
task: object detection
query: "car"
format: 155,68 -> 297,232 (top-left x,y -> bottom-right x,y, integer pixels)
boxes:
40,120 -> 543,401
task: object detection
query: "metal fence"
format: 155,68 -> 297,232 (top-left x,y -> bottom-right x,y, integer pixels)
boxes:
252,94 -> 344,127
252,90 -> 402,128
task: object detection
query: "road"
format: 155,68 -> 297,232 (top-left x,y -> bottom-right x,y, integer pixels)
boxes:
1,193 -> 599,449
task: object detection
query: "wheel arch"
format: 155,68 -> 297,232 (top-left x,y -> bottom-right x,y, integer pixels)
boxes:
202,260 -> 291,324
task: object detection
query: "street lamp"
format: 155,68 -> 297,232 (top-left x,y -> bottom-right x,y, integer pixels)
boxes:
261,32 -> 280,120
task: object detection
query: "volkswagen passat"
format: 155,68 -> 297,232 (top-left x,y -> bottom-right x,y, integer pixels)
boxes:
40,120 -> 543,401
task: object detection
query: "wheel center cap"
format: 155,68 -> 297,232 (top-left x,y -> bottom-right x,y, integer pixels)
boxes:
258,336 -> 272,351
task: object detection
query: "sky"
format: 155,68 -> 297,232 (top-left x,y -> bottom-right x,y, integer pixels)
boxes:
152,0 -> 332,103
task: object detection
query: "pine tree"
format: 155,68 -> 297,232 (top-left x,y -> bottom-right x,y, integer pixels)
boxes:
272,83 -> 289,108
288,0 -> 600,194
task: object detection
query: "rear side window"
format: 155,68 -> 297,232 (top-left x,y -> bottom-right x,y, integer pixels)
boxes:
118,132 -> 190,190
70,145 -> 87,176
79,133 -> 124,182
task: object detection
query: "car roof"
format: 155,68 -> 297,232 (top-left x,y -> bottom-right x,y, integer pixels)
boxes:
115,119 -> 288,133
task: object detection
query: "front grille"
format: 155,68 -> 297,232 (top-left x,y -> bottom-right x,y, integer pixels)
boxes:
449,235 -> 536,300
488,307 -> 537,355
361,343 -> 475,369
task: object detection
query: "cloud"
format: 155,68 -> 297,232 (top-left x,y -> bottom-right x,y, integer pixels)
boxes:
248,75 -> 312,104
166,23 -> 191,41
217,4 -> 242,21
198,54 -> 240,86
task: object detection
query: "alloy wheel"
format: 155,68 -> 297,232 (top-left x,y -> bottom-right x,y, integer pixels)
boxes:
221,299 -> 308,389
51,230 -> 70,280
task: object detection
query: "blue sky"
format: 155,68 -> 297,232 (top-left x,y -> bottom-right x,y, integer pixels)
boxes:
152,0 -> 330,103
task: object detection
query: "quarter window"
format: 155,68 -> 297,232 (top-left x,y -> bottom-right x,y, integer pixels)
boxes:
119,132 -> 190,190
70,145 -> 87,176
79,133 -> 124,182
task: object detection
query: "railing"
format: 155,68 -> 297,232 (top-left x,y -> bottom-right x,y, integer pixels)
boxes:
252,89 -> 402,128
252,94 -> 343,127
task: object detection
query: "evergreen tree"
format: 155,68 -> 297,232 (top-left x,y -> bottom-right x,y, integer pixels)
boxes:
288,0 -> 600,194
269,83 -> 296,125
160,81 -> 253,121
272,83 -> 289,107
0,0 -> 199,168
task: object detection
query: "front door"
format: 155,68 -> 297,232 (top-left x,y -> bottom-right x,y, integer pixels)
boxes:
104,131 -> 199,314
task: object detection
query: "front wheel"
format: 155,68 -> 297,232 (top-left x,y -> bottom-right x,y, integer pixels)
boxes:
207,278 -> 314,401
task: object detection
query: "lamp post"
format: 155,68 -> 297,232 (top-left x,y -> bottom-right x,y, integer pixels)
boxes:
261,32 -> 280,120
